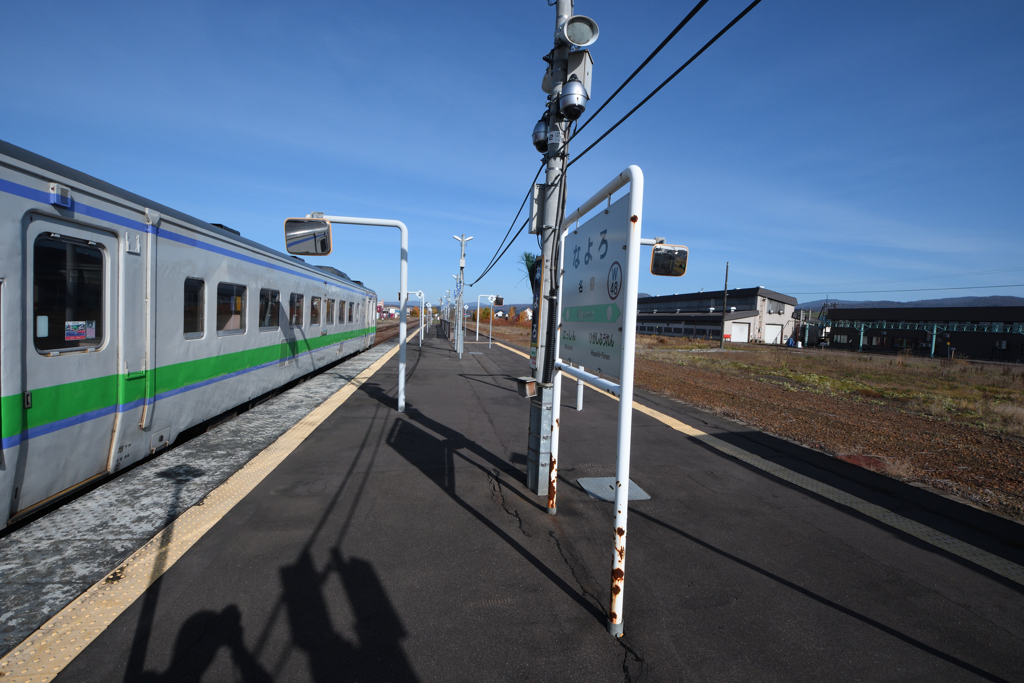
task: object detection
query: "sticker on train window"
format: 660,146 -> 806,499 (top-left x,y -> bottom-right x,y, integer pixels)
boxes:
65,321 -> 95,341
34,235 -> 104,351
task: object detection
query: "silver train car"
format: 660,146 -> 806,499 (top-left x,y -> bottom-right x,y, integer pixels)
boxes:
0,140 -> 377,526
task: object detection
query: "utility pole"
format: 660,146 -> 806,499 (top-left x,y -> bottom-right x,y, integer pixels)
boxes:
454,235 -> 472,358
720,262 -> 729,349
526,0 -> 598,495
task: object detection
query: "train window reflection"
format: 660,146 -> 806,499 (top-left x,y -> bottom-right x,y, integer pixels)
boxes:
217,283 -> 246,334
184,278 -> 205,339
289,293 -> 304,327
34,236 -> 104,351
310,297 -> 321,326
259,289 -> 281,329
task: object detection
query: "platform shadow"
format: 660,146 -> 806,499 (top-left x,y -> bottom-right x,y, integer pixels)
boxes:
386,417 -> 604,623
631,508 -> 1012,683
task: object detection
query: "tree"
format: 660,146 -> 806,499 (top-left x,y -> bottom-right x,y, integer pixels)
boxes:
520,252 -> 541,293
410,306 -> 419,317
509,305 -> 517,321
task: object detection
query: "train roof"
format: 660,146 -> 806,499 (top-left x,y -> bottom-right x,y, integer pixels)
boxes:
0,139 -> 374,295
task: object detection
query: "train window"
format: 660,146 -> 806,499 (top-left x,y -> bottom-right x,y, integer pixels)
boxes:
340,301 -> 347,324
348,301 -> 354,323
310,297 -> 321,326
34,236 -> 104,351
217,283 -> 246,334
259,289 -> 281,329
326,299 -> 335,325
184,278 -> 205,339
289,293 -> 304,327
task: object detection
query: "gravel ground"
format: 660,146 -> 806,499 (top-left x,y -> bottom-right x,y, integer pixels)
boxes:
633,354 -> 1024,521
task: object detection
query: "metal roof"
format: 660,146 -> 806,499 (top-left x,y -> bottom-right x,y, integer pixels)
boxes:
638,287 -> 797,306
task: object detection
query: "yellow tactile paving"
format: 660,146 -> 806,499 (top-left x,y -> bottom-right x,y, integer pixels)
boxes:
493,342 -> 1024,586
0,339 -> 409,682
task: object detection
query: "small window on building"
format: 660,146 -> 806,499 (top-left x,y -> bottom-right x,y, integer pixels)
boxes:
184,278 -> 205,339
311,297 -> 321,326
289,293 -> 304,327
348,301 -> 354,323
326,298 -> 335,325
34,236 -> 105,351
259,289 -> 281,329
217,283 -> 246,334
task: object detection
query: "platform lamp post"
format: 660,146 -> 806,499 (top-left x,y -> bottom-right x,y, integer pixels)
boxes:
284,213 -> 409,413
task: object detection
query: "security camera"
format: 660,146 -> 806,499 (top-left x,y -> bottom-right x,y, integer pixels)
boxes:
532,116 -> 549,153
559,76 -> 589,121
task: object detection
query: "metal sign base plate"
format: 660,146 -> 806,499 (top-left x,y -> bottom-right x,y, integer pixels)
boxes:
576,477 -> 650,502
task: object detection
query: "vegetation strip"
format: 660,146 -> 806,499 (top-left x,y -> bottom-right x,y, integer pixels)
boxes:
492,342 -> 1024,586
0,336 -> 407,682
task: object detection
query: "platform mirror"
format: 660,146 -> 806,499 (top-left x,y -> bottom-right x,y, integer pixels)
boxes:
650,244 -> 688,277
284,218 -> 332,256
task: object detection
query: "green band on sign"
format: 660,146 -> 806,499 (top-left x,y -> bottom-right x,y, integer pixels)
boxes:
562,303 -> 621,324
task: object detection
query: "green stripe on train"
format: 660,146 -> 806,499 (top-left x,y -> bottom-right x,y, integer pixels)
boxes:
0,327 -> 375,439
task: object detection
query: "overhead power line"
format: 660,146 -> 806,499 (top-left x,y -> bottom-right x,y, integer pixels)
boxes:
470,162 -> 545,286
572,0 -> 710,139
569,0 -> 764,169
785,284 -> 1024,296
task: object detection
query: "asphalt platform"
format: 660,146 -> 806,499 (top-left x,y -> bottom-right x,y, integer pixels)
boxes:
5,327 -> 1024,682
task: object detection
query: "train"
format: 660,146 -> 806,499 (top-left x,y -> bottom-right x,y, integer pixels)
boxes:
0,140 -> 378,527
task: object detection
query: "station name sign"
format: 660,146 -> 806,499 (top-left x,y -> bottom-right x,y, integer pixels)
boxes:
559,194 -> 631,379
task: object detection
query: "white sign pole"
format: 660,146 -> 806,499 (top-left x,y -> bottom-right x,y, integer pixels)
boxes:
322,215 -> 408,413
553,165 -> 645,637
607,168 -> 643,637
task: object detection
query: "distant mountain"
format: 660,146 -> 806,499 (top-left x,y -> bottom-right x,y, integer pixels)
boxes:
797,296 -> 1024,311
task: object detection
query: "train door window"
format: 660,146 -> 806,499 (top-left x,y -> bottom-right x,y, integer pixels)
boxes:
289,293 -> 304,327
33,235 -> 104,351
183,278 -> 205,339
259,289 -> 281,329
348,301 -> 353,323
326,299 -> 335,325
310,297 -> 321,326
217,283 -> 246,334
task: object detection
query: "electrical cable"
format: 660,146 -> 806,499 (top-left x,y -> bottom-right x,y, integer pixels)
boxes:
470,0 -> 723,284
568,0 -> 764,169
470,161 -> 545,285
571,0 -> 710,139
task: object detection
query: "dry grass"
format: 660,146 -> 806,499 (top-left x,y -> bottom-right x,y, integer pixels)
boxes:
636,340 -> 1024,439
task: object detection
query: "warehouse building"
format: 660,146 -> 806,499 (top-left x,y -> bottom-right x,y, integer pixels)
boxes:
825,307 -> 1024,361
636,287 -> 797,344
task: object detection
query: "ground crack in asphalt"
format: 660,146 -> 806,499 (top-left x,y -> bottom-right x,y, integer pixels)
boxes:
547,530 -> 603,610
618,637 -> 646,683
489,470 -> 532,538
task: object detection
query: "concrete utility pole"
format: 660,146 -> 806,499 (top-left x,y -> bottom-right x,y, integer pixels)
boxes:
527,0 -> 573,495
454,236 -> 473,358
720,262 -> 729,349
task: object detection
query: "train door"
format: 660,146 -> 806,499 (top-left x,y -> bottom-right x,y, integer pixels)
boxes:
16,217 -> 119,514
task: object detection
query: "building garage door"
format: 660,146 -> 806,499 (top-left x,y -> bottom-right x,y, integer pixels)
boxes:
765,324 -> 783,345
731,322 -> 750,343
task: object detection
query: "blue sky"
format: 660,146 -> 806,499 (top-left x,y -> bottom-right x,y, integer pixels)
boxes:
2,1 -> 1021,306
